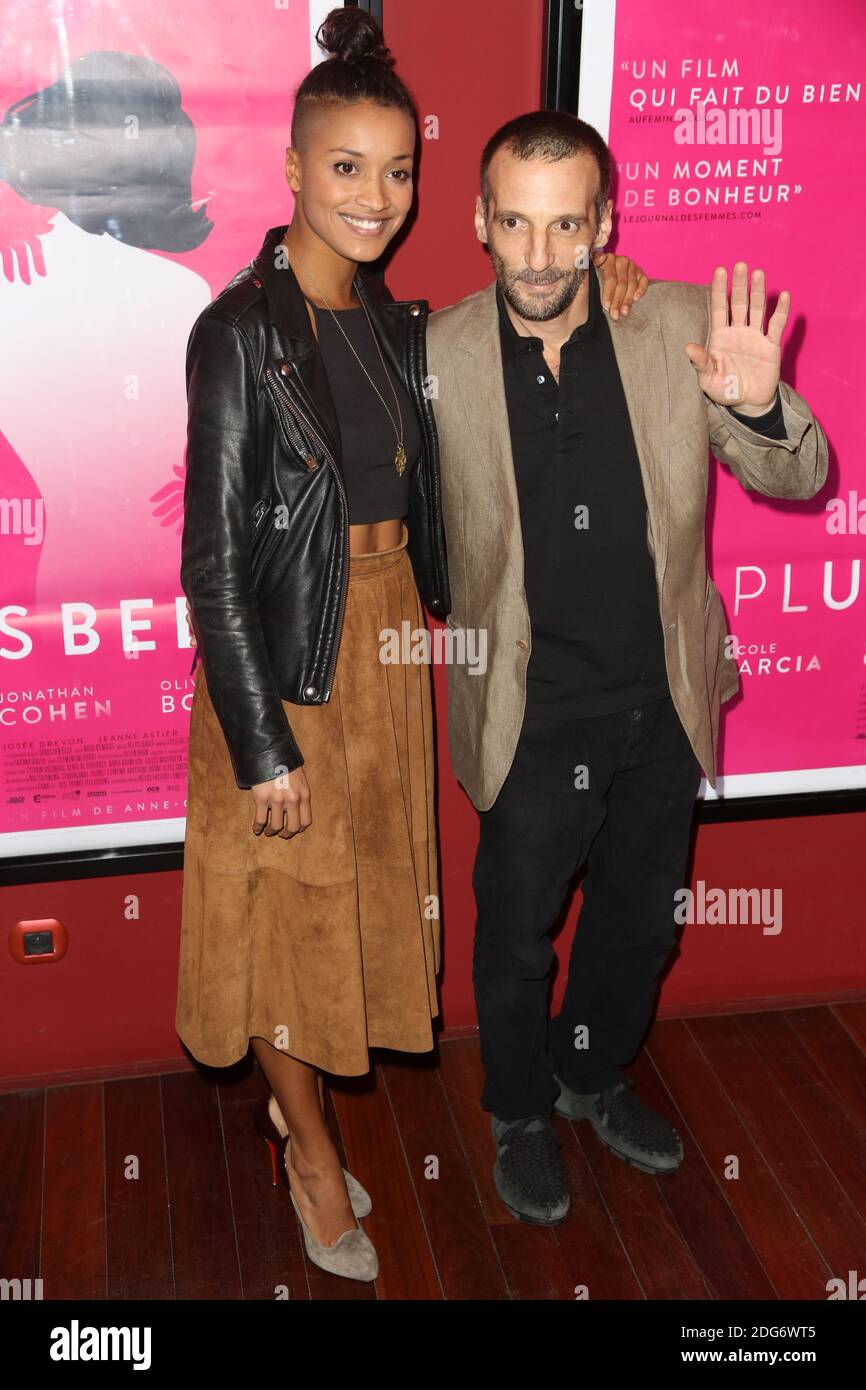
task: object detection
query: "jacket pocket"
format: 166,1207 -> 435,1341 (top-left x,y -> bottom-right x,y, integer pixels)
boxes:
251,503 -> 283,591
250,497 -> 270,539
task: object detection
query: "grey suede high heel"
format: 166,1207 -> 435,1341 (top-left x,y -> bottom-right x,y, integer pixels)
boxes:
253,1093 -> 379,1283
288,1190 -> 379,1283
259,1092 -> 372,1219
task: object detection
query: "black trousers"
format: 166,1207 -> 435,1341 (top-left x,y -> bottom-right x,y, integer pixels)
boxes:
471,693 -> 703,1121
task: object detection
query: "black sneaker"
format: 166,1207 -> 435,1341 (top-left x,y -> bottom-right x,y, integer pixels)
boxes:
490,1114 -> 570,1225
553,1074 -> 683,1174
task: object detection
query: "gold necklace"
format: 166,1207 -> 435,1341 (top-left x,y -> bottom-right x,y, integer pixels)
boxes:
287,246 -> 407,476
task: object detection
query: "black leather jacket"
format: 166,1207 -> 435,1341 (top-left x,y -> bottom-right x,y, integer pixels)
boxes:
181,224 -> 450,789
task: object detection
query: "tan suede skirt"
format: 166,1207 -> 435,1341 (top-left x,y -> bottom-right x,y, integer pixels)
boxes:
175,525 -> 441,1075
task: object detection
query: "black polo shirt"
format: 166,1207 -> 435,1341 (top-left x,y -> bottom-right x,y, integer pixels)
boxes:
495,270 -> 786,720
496,269 -> 670,718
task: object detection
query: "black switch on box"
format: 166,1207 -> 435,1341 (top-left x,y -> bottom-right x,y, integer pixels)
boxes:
24,931 -> 54,957
10,919 -> 68,964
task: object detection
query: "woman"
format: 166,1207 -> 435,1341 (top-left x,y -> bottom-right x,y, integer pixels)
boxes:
177,6 -> 647,1283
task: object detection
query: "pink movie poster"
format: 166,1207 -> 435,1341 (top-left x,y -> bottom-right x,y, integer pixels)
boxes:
580,0 -> 866,796
0,0 -> 332,855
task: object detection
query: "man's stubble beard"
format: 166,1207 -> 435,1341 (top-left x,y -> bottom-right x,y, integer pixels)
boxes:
489,245 -> 587,323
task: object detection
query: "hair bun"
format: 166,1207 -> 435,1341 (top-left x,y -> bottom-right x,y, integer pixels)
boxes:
317,7 -> 394,67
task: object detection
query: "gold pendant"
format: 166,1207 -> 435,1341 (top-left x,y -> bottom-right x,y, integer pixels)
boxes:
394,443 -> 407,476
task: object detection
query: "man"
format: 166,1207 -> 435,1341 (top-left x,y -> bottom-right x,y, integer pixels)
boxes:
425,111 -> 828,1225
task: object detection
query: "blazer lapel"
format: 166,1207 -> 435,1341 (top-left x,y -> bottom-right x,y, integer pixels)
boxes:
603,276 -> 671,582
453,284 -> 525,588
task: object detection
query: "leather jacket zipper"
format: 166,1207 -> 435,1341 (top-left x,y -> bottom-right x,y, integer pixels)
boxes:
265,363 -> 349,700
405,303 -> 448,608
266,381 -> 319,467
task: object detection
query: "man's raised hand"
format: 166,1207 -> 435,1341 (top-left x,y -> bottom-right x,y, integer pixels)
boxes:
684,262 -> 788,416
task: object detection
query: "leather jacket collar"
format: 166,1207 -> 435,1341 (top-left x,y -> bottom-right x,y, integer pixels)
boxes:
252,224 -> 319,348
250,224 -> 413,466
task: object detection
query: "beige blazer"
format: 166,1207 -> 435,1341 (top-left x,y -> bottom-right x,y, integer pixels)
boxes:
426,268 -> 829,811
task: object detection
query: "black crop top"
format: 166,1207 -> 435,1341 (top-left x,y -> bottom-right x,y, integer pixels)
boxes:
309,302 -> 421,525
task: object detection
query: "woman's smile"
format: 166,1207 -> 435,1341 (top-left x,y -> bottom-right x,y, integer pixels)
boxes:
338,211 -> 392,236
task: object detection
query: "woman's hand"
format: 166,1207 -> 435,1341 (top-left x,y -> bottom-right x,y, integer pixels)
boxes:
186,599 -> 309,836
251,768 -> 312,838
591,249 -> 649,320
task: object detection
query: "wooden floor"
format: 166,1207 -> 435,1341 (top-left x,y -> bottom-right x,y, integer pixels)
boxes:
3,1003 -> 865,1301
